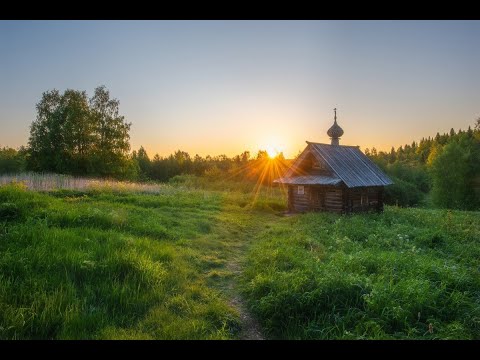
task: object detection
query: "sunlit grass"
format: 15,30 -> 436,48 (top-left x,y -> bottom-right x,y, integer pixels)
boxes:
2,172 -> 479,339
0,182 -> 241,339
170,156 -> 290,211
242,206 -> 480,339
0,172 -> 172,194
0,176 -> 287,340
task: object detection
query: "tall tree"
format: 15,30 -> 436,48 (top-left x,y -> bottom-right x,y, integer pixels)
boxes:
134,146 -> 151,180
89,86 -> 132,176
28,89 -> 63,172
61,89 -> 92,174
27,86 -> 132,178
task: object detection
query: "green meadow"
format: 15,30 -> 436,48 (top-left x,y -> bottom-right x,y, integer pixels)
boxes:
0,178 -> 479,339
242,207 -> 480,339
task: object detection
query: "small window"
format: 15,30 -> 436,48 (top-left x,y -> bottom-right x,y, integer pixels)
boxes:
298,185 -> 305,195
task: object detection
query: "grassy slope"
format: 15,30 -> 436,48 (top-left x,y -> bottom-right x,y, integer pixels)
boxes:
1,180 -> 479,339
0,183 -> 284,339
242,207 -> 480,339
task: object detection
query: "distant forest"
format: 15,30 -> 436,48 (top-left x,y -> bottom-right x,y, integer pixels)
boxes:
364,122 -> 480,210
1,86 -> 479,210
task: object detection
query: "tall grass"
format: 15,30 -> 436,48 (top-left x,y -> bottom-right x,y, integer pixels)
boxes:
0,172 -> 171,194
170,174 -> 287,212
2,173 -> 479,339
242,207 -> 480,339
0,183 -> 239,339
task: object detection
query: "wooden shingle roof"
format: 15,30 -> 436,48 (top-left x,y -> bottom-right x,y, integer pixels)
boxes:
308,142 -> 393,188
276,142 -> 393,188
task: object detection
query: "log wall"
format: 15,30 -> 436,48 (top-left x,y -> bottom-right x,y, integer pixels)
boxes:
287,185 -> 385,214
345,187 -> 384,213
289,185 -> 311,212
324,188 -> 343,213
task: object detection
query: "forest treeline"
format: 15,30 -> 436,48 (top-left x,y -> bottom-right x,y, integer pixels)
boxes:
1,86 -> 479,210
0,87 -> 288,185
365,121 -> 480,210
132,147 -> 289,185
0,145 -> 288,184
3,123 -> 478,210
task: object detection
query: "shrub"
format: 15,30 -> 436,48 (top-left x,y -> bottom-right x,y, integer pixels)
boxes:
0,202 -> 22,220
384,176 -> 424,207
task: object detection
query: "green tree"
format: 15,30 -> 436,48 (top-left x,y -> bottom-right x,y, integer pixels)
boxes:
430,136 -> 480,210
27,86 -> 132,178
28,89 -> 63,172
134,146 -> 151,180
89,86 -> 132,177
28,89 -> 93,174
256,150 -> 269,160
240,151 -> 250,163
61,89 -> 93,174
0,147 -> 26,174
388,147 -> 396,163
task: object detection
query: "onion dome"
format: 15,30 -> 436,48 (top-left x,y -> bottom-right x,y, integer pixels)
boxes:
327,108 -> 343,145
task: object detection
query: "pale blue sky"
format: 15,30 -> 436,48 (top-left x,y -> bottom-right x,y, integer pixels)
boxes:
1,20 -> 479,158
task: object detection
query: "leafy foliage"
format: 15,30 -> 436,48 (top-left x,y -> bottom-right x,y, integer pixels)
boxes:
366,123 -> 480,209
429,135 -> 480,210
384,175 -> 424,207
27,86 -> 133,178
0,147 -> 27,174
132,148 -> 290,185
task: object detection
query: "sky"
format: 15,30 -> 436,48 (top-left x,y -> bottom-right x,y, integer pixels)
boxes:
1,20 -> 479,158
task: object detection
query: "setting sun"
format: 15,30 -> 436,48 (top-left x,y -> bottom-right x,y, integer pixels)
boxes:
265,146 -> 281,158
261,135 -> 285,159
1,20 -> 479,341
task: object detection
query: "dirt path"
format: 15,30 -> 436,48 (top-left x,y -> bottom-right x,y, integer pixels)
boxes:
229,294 -> 264,340
205,208 -> 283,340
226,260 -> 264,340
195,200 -> 287,340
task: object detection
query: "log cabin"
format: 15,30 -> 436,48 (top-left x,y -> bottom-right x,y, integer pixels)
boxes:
274,109 -> 393,214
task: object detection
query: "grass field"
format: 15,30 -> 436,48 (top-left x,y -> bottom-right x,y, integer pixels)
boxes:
0,179 -> 284,339
242,207 -> 480,339
1,176 -> 479,339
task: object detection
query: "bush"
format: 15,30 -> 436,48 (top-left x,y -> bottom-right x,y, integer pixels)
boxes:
384,176 -> 424,207
0,147 -> 26,174
0,202 -> 22,220
386,162 -> 431,193
430,138 -> 480,210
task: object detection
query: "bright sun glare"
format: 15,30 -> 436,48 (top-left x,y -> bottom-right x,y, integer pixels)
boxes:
265,146 -> 280,158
